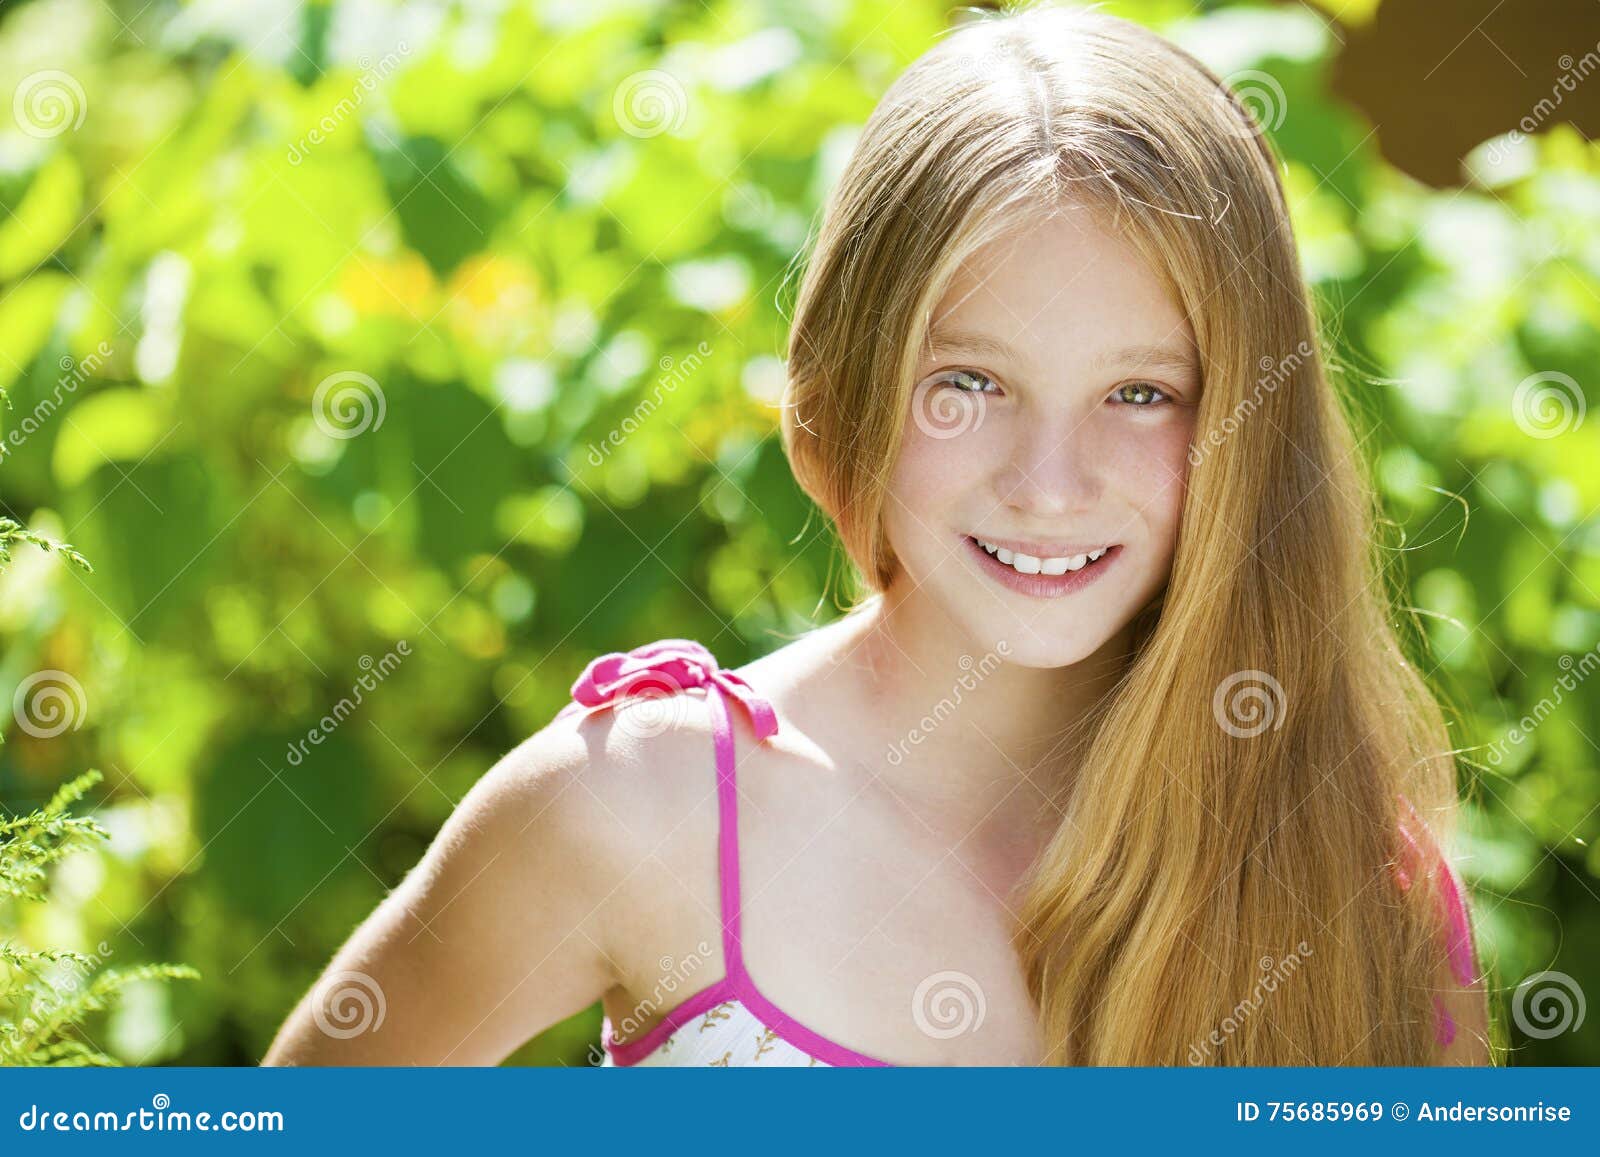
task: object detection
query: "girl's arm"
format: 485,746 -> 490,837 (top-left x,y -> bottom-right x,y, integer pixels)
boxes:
261,727 -> 623,1066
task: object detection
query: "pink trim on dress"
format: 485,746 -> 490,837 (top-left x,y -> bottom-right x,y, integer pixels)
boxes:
568,641 -> 1477,1064
562,639 -> 889,1067
599,979 -> 736,1066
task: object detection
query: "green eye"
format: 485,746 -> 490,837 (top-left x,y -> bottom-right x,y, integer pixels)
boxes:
1114,381 -> 1168,406
943,369 -> 998,394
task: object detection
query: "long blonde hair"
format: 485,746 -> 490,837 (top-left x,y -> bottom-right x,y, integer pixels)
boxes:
781,2 -> 1480,1064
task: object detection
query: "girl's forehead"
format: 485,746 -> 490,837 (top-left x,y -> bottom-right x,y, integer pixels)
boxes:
925,213 -> 1194,362
947,204 -> 1151,290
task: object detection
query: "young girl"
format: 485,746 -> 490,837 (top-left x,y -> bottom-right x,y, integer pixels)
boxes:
264,4 -> 1490,1067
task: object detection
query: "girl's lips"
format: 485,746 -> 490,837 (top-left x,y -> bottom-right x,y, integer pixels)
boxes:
962,534 -> 1121,599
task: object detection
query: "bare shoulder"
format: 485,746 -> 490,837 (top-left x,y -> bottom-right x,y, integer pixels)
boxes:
261,680 -> 740,1066
506,688 -> 729,848
503,622 -> 875,877
728,610 -> 884,759
411,688 -> 733,953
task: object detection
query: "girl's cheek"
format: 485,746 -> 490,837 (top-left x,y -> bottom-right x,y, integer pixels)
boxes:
1106,421 -> 1192,518
886,436 -> 950,528
894,413 -> 998,495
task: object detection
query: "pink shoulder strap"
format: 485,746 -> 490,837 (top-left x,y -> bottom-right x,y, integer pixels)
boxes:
557,639 -> 778,975
1392,792 -> 1479,1047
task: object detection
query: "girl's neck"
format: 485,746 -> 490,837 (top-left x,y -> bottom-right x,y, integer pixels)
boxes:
825,578 -> 1135,801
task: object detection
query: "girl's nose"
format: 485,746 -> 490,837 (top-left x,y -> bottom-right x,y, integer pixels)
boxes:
994,413 -> 1105,519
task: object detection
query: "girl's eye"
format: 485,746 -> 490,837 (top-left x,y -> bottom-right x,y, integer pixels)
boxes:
1112,381 -> 1170,406
936,368 -> 1000,394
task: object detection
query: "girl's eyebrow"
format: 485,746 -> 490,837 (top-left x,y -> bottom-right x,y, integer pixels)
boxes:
924,324 -> 1199,377
1091,341 -> 1201,377
924,325 -> 1015,363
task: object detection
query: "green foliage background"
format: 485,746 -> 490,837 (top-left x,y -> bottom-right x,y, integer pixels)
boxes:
0,0 -> 1596,1065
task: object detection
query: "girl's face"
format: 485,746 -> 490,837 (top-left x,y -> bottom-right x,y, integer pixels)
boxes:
882,203 -> 1201,668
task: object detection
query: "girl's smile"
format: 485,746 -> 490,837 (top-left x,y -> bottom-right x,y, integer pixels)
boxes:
962,534 -> 1123,599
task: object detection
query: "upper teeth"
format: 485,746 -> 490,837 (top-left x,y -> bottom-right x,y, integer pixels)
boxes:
976,539 -> 1108,575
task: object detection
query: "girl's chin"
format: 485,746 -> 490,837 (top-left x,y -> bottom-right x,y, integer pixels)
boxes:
975,633 -> 1111,671
926,604 -> 1118,670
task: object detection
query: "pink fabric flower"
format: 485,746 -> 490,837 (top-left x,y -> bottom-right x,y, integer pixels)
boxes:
561,639 -> 778,742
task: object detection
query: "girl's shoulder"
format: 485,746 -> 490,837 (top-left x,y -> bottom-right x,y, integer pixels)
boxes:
520,629 -> 862,841
510,634 -> 821,842
519,642 -> 734,833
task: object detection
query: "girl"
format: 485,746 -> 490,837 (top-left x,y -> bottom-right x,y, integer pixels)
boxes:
264,3 -> 1490,1067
